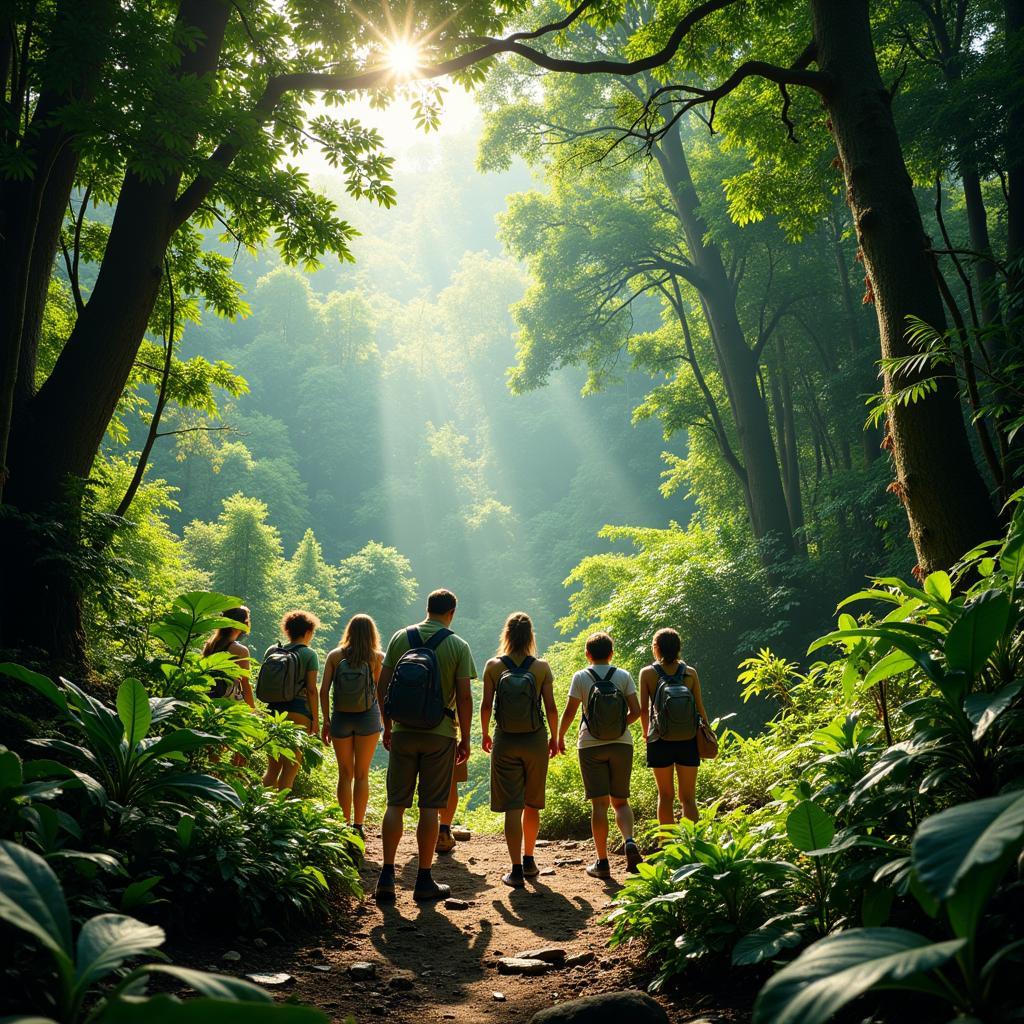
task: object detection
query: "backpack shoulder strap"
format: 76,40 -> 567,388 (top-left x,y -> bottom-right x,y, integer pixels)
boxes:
586,667 -> 602,685
406,626 -> 422,649
601,666 -> 617,684
424,627 -> 452,652
678,661 -> 688,681
499,654 -> 516,672
520,655 -> 536,673
654,663 -> 669,681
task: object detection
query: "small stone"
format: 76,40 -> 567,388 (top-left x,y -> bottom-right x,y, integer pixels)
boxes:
562,841 -> 579,849
222,950 -> 241,962
534,840 -> 552,847
564,952 -> 595,969
555,858 -> 583,866
540,868 -> 556,876
468,857 -> 478,865
253,937 -> 268,949
493,993 -> 507,1002
452,827 -> 471,841
246,973 -> 293,987
388,970 -> 417,991
312,965 -> 331,973
497,957 -> 551,976
349,961 -> 378,981
444,898 -> 470,910
515,947 -> 567,965
443,1014 -> 457,1020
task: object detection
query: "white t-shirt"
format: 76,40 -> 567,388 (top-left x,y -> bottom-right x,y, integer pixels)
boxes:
569,665 -> 636,748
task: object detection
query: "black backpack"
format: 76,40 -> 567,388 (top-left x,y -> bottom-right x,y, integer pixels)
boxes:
651,663 -> 698,741
383,627 -> 453,730
495,655 -> 543,734
255,644 -> 304,703
583,666 -> 629,741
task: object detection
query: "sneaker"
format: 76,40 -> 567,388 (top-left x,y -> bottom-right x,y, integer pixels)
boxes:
586,859 -> 611,880
625,840 -> 643,874
412,879 -> 451,902
435,829 -> 456,855
373,871 -> 396,901
502,870 -> 526,888
522,857 -> 539,879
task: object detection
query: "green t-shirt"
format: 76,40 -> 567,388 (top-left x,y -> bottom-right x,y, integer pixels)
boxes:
263,642 -> 318,700
383,619 -> 477,738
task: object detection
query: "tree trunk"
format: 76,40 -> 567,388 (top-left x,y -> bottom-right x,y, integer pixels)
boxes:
654,125 -> 796,558
1007,0 -> 1024,269
811,0 -> 998,573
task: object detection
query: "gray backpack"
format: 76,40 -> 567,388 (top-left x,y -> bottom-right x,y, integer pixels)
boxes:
583,666 -> 629,741
651,663 -> 698,741
255,644 -> 304,703
495,655 -> 543,734
332,657 -> 375,714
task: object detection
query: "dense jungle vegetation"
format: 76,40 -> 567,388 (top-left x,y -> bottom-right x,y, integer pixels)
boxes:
2,0 -> 1024,1021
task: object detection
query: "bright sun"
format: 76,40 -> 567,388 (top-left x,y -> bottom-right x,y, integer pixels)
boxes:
386,39 -> 421,77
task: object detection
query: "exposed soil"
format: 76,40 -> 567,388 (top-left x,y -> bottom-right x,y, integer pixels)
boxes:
179,829 -> 757,1023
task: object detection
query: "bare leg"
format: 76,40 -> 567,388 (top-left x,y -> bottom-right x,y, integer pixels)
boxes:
591,796 -> 610,860
522,807 -> 540,857
277,712 -> 311,791
382,805 -> 404,865
611,796 -> 635,844
352,733 -> 379,826
262,756 -> 282,788
677,764 -> 699,822
504,809 -> 524,865
652,765 -> 676,825
440,776 -> 459,827
416,807 -> 440,869
332,735 -> 355,820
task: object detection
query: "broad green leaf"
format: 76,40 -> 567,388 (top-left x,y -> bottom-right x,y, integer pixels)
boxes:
176,815 -> 195,849
732,920 -> 806,966
863,649 -> 915,688
171,593 -> 244,620
923,571 -> 951,603
753,929 -> 965,1024
944,591 -> 1011,676
964,681 -> 1023,740
141,965 -> 272,1001
912,792 -> 1024,938
0,663 -> 67,712
116,679 -> 151,747
153,773 -> 242,807
0,748 -> 23,788
74,914 -> 165,989
121,876 -> 164,911
786,802 -> 835,853
100,995 -> 327,1024
0,840 -> 73,959
140,730 -> 223,762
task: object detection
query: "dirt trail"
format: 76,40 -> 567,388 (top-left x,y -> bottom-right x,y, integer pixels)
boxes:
185,830 -> 751,1023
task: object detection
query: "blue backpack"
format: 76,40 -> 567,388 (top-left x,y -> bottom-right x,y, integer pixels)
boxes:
383,627 -> 453,730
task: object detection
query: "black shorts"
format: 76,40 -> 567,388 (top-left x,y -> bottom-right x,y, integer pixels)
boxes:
646,737 -> 699,768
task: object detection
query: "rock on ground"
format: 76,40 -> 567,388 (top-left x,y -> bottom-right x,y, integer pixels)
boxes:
530,991 -> 670,1024
515,947 -> 567,965
497,956 -> 551,976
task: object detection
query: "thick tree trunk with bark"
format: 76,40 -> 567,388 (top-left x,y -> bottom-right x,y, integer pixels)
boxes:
654,126 -> 796,558
812,0 -> 998,573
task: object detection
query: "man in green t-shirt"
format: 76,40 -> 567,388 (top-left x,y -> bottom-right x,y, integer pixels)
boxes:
374,589 -> 476,901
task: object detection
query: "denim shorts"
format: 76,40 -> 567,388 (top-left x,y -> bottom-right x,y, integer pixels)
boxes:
267,697 -> 311,718
330,703 -> 382,738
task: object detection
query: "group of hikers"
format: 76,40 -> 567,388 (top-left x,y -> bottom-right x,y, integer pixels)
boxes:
202,588 -> 715,902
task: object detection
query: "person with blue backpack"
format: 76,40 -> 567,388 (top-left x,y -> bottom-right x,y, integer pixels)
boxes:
639,627 -> 711,825
480,612 -> 559,889
374,589 -> 476,902
557,631 -> 643,879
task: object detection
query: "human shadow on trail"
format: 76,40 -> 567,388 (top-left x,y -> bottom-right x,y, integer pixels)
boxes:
490,878 -> 595,941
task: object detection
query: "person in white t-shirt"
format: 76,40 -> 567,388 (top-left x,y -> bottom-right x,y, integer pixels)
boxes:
557,631 -> 643,879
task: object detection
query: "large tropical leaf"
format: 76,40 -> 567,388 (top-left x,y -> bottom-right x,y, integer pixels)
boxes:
74,914 -> 165,990
753,929 -> 965,1024
116,680 -> 152,748
141,965 -> 272,1001
143,772 -> 242,807
0,663 -> 66,712
139,730 -> 224,762
964,681 -> 1023,741
912,792 -> 1024,938
100,995 -> 327,1024
786,802 -> 835,853
944,590 -> 1011,677
0,840 -> 73,959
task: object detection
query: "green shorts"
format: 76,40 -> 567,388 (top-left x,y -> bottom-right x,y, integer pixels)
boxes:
490,728 -> 549,812
578,743 -> 633,800
386,731 -> 456,809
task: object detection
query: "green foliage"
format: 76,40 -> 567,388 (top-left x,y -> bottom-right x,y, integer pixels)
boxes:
0,840 -> 326,1024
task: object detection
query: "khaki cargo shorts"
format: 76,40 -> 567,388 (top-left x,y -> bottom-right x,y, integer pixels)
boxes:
578,742 -> 633,800
386,731 -> 456,809
490,728 -> 549,812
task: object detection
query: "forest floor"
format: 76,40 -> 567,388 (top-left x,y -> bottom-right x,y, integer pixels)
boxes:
178,830 -> 759,1023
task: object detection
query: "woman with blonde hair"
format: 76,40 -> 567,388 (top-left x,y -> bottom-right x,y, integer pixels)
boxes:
320,613 -> 384,837
481,612 -> 559,888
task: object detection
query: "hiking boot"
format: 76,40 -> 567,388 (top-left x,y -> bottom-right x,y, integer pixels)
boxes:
522,857 -> 539,879
353,824 -> 365,842
586,859 -> 612,880
503,870 -> 526,889
373,871 -> 396,902
412,879 -> 451,902
435,828 -> 456,855
625,840 -> 643,874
